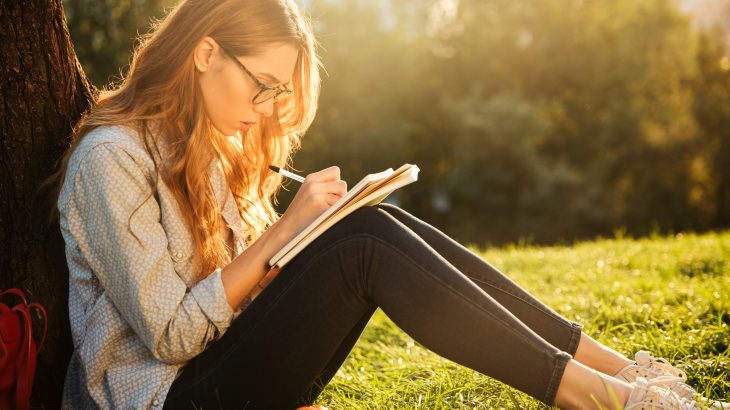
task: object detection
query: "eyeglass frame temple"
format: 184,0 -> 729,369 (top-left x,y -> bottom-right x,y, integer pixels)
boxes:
218,45 -> 292,104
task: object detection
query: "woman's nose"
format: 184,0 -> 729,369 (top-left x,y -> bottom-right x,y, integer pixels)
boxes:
253,99 -> 274,118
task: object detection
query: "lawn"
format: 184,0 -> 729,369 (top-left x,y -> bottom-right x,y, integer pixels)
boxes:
315,230 -> 730,409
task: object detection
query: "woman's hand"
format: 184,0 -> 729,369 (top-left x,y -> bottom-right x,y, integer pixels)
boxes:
278,166 -> 347,239
220,166 -> 345,309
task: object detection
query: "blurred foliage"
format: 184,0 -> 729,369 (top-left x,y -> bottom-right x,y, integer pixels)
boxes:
63,0 -> 176,86
63,0 -> 730,246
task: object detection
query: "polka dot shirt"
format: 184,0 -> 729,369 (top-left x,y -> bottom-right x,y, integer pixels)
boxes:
58,125 -> 248,409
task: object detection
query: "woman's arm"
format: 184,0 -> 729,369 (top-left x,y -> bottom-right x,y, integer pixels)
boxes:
69,140 -> 345,364
220,166 -> 347,308
70,142 -> 233,364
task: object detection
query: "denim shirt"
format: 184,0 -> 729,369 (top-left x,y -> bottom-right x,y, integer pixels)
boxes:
58,125 -> 247,409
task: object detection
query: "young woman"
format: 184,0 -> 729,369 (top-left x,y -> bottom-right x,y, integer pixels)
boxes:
48,0 -> 726,409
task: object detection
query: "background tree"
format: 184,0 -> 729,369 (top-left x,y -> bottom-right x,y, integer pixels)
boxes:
61,0 -> 730,247
693,30 -> 730,228
290,0 -> 730,245
0,0 -> 94,406
64,0 -> 174,86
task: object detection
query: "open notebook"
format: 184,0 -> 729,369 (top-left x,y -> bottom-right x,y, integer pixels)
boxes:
269,164 -> 420,269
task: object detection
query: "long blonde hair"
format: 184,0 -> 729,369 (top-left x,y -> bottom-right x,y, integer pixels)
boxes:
47,0 -> 320,274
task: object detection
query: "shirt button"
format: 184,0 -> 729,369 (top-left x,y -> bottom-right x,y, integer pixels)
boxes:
152,399 -> 160,407
175,252 -> 183,259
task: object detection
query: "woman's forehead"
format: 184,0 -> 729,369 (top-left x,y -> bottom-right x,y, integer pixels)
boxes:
240,43 -> 298,85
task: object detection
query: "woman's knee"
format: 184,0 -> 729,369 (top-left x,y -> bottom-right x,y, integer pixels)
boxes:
342,206 -> 396,228
374,202 -> 402,216
337,206 -> 408,240
375,203 -> 421,228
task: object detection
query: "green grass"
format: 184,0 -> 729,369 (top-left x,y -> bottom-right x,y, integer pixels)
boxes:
314,230 -> 730,409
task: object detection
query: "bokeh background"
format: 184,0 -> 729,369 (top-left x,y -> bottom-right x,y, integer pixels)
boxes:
63,0 -> 730,247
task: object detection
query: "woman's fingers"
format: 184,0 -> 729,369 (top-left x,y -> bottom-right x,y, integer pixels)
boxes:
319,179 -> 347,197
281,166 -> 348,235
304,179 -> 347,200
306,166 -> 340,182
325,193 -> 343,206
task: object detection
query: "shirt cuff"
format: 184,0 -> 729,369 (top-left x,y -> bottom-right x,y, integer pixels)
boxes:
189,268 -> 234,334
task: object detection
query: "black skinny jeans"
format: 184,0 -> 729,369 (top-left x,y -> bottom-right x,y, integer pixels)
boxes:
164,204 -> 582,409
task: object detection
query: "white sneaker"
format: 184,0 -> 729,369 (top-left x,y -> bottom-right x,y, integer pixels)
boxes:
615,351 -> 695,399
624,377 -> 702,410
616,352 -> 729,409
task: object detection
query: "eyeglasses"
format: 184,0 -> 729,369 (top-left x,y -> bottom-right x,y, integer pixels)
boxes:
219,45 -> 292,104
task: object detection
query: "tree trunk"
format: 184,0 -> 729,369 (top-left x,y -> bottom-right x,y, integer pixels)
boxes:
0,1 -> 94,407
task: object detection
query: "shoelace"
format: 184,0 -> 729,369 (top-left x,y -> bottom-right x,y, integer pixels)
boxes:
633,353 -> 729,409
635,350 -> 688,380
627,377 -> 702,410
653,377 -> 699,400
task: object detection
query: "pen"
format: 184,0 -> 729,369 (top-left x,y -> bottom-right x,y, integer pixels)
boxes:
268,165 -> 305,183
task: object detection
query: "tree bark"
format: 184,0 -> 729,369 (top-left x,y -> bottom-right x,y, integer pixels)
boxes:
0,0 -> 94,407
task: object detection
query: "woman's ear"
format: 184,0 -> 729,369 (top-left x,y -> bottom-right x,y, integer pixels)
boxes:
194,36 -> 217,72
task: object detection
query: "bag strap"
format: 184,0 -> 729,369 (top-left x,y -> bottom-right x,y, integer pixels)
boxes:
0,289 -> 27,376
0,288 -> 28,306
26,303 -> 47,352
1,288 -> 47,410
0,304 -> 10,374
11,304 -> 33,410
0,289 -> 47,350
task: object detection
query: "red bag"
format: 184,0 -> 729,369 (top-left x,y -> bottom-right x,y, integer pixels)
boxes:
0,289 -> 47,410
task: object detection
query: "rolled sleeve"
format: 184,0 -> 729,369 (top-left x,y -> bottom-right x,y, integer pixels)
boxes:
71,142 -> 234,365
190,268 -> 234,330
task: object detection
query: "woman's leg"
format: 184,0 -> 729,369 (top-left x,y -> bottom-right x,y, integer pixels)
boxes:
164,206 -> 573,409
376,203 -> 582,355
574,334 -> 633,376
377,204 -> 632,376
297,307 -> 377,405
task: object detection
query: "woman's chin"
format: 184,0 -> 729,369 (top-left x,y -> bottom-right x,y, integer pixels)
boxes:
211,123 -> 238,137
